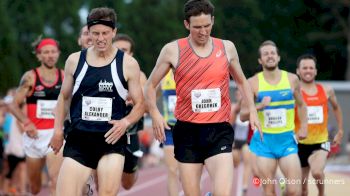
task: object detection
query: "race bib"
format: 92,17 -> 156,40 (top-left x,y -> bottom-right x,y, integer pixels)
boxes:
307,106 -> 324,124
191,88 -> 221,113
82,96 -> 112,121
36,100 -> 57,119
168,95 -> 177,112
263,108 -> 287,128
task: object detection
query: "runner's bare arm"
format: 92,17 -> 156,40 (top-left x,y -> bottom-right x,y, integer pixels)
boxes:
0,104 -> 5,126
225,40 -> 262,137
9,71 -> 34,124
50,52 -> 78,153
145,42 -> 176,142
326,85 -> 343,145
105,55 -> 145,144
54,53 -> 77,133
291,74 -> 307,140
123,56 -> 145,125
140,71 -> 148,111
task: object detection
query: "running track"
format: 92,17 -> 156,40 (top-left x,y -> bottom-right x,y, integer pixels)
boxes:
118,164 -> 263,196
38,163 -> 350,195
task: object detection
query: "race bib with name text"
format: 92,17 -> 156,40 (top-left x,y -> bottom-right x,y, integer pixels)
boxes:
191,88 -> 221,113
82,96 -> 112,121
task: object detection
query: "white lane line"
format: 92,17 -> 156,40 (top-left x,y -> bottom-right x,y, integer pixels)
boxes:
118,174 -> 167,196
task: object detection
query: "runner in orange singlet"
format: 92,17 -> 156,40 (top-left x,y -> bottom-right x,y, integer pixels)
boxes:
145,1 -> 261,195
295,54 -> 343,196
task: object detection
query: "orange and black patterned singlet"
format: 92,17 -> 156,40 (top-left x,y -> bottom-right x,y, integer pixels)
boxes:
295,84 -> 329,144
174,37 -> 231,123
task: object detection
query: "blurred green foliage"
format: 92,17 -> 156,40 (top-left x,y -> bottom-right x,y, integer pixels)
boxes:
0,0 -> 349,95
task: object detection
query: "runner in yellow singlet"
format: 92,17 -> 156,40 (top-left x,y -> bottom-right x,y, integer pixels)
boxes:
243,40 -> 308,196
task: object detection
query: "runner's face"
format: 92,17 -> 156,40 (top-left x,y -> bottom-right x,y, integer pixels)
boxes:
113,40 -> 133,56
297,59 -> 317,83
37,45 -> 60,69
258,45 -> 280,71
79,26 -> 92,49
90,24 -> 116,52
185,13 -> 213,45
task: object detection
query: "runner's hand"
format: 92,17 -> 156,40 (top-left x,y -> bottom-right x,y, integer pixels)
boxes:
24,122 -> 38,139
250,109 -> 263,141
105,119 -> 130,144
297,128 -> 307,140
333,130 -> 343,146
261,96 -> 271,108
151,111 -> 169,143
49,131 -> 64,154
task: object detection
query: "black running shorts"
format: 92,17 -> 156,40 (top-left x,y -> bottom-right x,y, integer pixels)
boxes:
173,120 -> 234,163
63,129 -> 126,169
298,142 -> 329,167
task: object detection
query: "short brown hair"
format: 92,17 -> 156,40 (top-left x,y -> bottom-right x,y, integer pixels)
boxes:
296,54 -> 317,68
258,40 -> 279,57
87,7 -> 117,25
184,0 -> 214,22
113,34 -> 135,53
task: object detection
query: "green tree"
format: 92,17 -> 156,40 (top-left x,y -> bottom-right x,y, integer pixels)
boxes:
303,0 -> 349,80
116,0 -> 186,75
213,0 -> 264,77
257,0 -> 310,72
0,0 -> 83,94
257,0 -> 348,80
0,0 -> 21,94
1,0 -> 349,96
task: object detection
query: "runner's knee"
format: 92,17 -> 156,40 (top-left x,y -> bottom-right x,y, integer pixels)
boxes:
167,164 -> 178,177
311,170 -> 324,179
286,185 -> 300,196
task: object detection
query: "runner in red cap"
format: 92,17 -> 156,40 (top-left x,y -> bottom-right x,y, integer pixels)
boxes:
8,37 -> 64,195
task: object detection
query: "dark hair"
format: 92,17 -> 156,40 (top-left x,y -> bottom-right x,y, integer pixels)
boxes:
87,7 -> 117,25
296,54 -> 317,68
113,33 -> 135,53
258,40 -> 279,58
184,0 -> 214,22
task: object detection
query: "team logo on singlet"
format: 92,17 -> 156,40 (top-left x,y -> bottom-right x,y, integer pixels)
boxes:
279,90 -> 290,97
216,50 -> 222,58
98,80 -> 113,92
33,85 -> 46,97
35,85 -> 44,91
